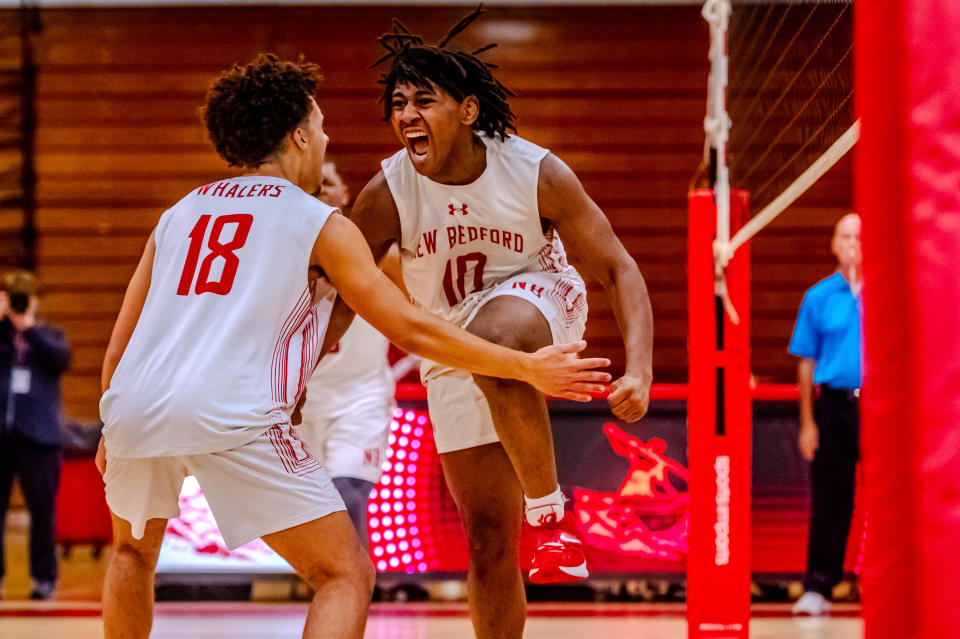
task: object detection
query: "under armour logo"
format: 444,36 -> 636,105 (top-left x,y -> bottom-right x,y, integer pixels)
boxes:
448,203 -> 469,216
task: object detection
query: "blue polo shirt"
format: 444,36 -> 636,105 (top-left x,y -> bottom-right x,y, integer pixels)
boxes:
788,272 -> 862,390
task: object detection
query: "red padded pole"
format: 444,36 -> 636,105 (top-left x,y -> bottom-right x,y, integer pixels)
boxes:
687,189 -> 751,639
857,1 -> 960,637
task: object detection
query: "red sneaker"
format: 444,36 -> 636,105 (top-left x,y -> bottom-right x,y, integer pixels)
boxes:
528,512 -> 589,584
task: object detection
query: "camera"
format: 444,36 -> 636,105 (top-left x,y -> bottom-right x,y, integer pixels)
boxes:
9,292 -> 29,313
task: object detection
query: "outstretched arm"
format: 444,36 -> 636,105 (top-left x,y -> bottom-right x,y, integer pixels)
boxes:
319,172 -> 402,354
314,212 -> 611,401
320,240 -> 408,359
540,153 -> 654,422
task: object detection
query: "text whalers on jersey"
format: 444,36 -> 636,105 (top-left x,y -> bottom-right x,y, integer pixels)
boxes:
195,181 -> 286,199
414,224 -> 525,258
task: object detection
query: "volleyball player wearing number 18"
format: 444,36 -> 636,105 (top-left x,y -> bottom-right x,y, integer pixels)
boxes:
341,10 -> 654,638
93,54 -> 610,639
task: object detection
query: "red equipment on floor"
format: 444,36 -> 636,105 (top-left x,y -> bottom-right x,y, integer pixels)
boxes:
55,457 -> 112,556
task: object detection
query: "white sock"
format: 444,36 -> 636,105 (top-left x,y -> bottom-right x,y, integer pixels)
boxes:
524,485 -> 565,526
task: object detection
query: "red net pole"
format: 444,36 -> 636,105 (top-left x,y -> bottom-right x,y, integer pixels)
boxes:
857,2 -> 960,637
687,189 -> 751,639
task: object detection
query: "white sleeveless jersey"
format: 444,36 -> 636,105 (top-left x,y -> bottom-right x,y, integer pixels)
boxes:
100,176 -> 336,458
381,133 -> 582,327
305,316 -> 393,415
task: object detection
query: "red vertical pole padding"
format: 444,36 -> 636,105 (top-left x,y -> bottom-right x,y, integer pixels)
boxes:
687,189 -> 751,639
855,2 -> 916,639
688,190 -> 719,639
905,1 -> 960,636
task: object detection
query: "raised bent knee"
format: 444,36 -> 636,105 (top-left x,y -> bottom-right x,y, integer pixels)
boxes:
472,326 -> 544,354
466,297 -> 552,353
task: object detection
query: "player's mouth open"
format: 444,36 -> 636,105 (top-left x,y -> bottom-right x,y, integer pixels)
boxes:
405,130 -> 430,157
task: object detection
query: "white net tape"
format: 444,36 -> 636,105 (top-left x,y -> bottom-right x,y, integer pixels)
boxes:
719,119 -> 859,266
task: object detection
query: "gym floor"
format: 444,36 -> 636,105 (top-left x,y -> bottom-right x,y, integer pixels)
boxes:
0,514 -> 863,638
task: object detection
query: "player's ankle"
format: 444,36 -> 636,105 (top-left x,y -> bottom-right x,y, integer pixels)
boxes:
524,485 -> 565,526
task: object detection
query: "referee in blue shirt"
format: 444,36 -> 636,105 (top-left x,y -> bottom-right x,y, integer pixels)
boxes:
788,213 -> 862,616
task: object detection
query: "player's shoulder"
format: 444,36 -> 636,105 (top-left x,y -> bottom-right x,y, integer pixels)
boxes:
247,178 -> 338,225
355,169 -> 396,204
353,170 -> 400,228
286,183 -> 336,213
154,188 -> 199,234
484,133 -> 550,164
292,193 -> 340,238
381,147 -> 409,175
375,154 -> 410,216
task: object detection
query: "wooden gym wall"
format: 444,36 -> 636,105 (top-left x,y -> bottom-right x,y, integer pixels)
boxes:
16,6 -> 850,420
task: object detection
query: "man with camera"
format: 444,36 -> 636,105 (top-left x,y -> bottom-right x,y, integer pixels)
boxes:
0,270 -> 71,600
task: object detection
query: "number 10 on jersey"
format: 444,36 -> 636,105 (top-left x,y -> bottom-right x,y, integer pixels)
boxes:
442,251 -> 487,306
177,214 -> 253,296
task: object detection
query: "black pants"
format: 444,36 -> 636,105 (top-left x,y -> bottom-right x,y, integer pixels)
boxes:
803,386 -> 859,598
0,434 -> 61,583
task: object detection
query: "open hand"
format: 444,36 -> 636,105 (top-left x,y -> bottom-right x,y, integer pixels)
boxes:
524,340 -> 611,401
608,374 -> 651,422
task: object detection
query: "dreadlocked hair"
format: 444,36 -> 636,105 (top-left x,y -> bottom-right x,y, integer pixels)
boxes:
372,5 -> 517,140
203,53 -> 322,168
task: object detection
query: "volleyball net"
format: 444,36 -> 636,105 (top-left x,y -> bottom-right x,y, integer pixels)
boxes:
688,2 -> 855,637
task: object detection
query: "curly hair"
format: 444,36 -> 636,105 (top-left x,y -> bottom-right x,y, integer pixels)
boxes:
202,54 -> 323,168
372,5 -> 517,140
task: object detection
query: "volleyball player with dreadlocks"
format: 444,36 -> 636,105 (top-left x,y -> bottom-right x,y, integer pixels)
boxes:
95,52 -> 612,639
342,8 -> 653,637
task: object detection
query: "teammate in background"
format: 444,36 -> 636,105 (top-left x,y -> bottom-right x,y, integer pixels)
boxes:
94,54 -> 610,639
339,9 -> 654,637
298,160 -> 418,547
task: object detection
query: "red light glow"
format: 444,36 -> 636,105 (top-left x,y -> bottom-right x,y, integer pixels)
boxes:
365,407 -> 468,573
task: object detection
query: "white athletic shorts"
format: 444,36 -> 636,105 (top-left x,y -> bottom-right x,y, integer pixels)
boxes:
104,423 -> 345,550
297,393 -> 394,485
426,270 -> 588,454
